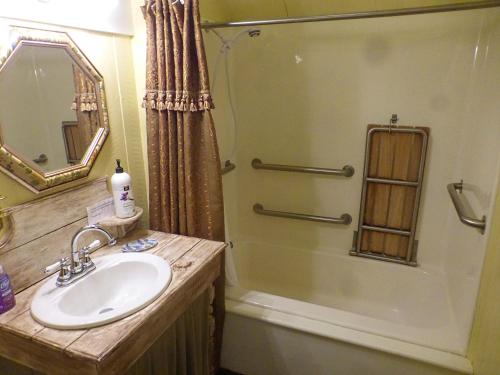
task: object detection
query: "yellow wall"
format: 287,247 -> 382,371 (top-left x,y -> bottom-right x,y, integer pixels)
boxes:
200,0 -> 488,22
468,186 -> 500,375
130,0 -> 150,195
0,19 -> 148,224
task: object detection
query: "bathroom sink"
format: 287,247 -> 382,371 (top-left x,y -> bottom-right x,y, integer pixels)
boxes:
31,253 -> 172,329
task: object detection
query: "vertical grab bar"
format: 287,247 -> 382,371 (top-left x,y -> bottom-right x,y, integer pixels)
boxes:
447,181 -> 486,233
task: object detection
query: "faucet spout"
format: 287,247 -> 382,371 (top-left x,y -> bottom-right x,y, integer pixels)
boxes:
70,225 -> 116,272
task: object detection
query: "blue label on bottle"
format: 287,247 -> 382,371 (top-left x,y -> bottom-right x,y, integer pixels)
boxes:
0,278 -> 9,291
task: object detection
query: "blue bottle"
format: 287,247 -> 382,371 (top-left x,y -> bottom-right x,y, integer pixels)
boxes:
0,265 -> 15,314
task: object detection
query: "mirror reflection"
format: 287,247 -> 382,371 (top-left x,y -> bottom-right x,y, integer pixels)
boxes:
0,44 -> 101,173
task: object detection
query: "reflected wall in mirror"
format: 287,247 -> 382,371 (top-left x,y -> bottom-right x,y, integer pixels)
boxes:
0,27 -> 109,192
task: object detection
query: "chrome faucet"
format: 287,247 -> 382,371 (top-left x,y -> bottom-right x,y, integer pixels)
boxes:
45,225 -> 117,287
70,225 -> 117,273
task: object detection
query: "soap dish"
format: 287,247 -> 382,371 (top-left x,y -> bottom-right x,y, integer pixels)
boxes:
99,207 -> 143,239
122,237 -> 158,253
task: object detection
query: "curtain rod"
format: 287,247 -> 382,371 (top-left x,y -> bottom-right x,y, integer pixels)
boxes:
201,0 -> 500,29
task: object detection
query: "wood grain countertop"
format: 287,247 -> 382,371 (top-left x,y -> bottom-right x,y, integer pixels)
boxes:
0,229 -> 225,375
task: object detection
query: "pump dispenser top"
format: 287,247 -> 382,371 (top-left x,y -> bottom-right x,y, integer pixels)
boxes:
115,159 -> 124,173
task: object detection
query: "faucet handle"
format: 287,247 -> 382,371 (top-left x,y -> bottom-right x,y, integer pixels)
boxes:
79,239 -> 101,268
81,248 -> 94,268
44,257 -> 70,274
82,240 -> 102,253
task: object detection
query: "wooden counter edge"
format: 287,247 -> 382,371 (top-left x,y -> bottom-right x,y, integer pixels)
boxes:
0,327 -> 98,375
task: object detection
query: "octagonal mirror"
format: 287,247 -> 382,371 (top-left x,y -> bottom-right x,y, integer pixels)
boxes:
0,27 -> 109,192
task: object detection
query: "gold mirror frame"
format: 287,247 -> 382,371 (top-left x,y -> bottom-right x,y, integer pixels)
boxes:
0,195 -> 13,250
0,211 -> 14,250
0,26 -> 109,192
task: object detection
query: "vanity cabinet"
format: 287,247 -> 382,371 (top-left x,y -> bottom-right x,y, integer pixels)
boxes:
0,180 -> 224,374
0,229 -> 223,375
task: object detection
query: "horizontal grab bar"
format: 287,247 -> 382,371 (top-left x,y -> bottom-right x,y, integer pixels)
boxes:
221,160 -> 236,175
252,158 -> 354,177
253,203 -> 352,225
447,182 -> 486,234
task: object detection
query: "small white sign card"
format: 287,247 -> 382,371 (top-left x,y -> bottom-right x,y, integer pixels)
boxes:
87,197 -> 115,225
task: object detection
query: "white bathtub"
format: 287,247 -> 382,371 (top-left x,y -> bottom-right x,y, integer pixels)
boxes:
221,241 -> 473,375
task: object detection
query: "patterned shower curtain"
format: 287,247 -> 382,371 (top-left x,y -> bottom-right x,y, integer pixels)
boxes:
143,0 -> 225,373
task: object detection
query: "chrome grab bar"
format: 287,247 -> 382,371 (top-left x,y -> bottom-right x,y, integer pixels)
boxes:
447,181 -> 486,233
253,203 -> 352,225
252,158 -> 354,177
221,160 -> 236,175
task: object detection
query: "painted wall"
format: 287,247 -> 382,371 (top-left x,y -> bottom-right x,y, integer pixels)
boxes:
0,18 -> 148,224
0,0 -> 134,36
130,0 -> 150,194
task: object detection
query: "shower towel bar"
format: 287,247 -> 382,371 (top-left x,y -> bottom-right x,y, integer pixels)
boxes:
253,203 -> 352,225
252,159 -> 355,177
221,160 -> 236,175
447,181 -> 486,233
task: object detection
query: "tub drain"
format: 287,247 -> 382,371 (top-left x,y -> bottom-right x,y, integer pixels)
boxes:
99,307 -> 114,314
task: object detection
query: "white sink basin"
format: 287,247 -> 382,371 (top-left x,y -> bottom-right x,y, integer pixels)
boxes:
31,253 -> 172,329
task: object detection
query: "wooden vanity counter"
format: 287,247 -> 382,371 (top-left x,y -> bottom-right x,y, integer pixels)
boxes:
0,229 -> 225,375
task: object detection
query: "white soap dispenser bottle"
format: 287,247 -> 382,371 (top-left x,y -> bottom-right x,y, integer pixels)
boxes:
111,159 -> 135,218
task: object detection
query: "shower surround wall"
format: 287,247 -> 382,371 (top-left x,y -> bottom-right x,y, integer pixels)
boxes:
205,7 -> 500,374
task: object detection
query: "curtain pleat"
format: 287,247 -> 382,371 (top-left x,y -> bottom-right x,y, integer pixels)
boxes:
125,291 -> 210,375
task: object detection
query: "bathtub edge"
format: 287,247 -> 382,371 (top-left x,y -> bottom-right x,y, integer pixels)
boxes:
226,299 -> 473,374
